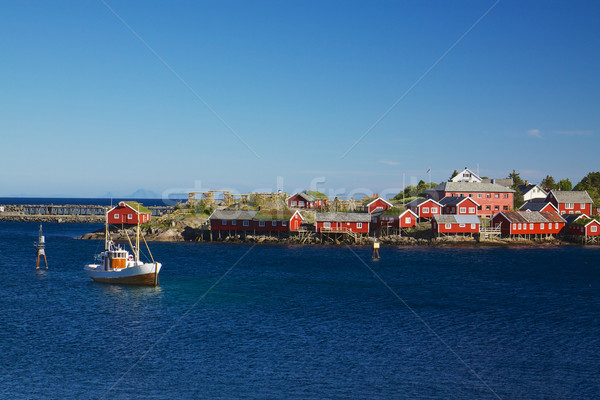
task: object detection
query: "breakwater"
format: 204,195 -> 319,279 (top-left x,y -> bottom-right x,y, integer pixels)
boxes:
0,203 -> 173,223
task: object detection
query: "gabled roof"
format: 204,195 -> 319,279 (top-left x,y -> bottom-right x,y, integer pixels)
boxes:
209,210 -> 258,220
562,213 -> 587,224
427,182 -> 515,193
438,196 -> 480,207
108,201 -> 151,215
287,191 -> 316,203
492,211 -> 566,224
480,178 -> 513,188
519,200 -> 558,213
406,198 -> 441,207
451,168 -> 482,183
380,208 -> 418,219
365,197 -> 393,208
255,209 -> 301,221
517,184 -> 547,196
433,214 -> 481,224
315,212 -> 371,223
547,190 -> 593,204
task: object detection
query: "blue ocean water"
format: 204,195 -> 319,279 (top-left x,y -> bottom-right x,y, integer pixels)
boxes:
0,221 -> 599,399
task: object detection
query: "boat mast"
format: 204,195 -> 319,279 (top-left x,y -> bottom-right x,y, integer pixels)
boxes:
105,207 -> 109,250
136,203 -> 140,263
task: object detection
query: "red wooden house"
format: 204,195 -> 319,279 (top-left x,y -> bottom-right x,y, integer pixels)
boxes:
431,215 -> 480,236
439,197 -> 479,215
489,211 -> 565,237
286,191 -> 328,210
425,182 -> 514,216
315,212 -> 370,234
209,209 -> 303,232
563,215 -> 600,238
545,190 -> 593,216
376,208 -> 418,230
107,201 -> 152,225
406,198 -> 442,219
364,196 -> 393,214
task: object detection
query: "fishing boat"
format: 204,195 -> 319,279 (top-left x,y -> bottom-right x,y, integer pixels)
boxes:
84,204 -> 161,286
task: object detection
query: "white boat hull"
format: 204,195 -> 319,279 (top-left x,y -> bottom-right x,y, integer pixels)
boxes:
84,262 -> 162,286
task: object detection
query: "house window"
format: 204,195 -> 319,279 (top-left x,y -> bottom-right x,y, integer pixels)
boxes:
503,206 -> 509,210
259,221 -> 265,227
529,223 -> 534,230
114,213 -> 119,219
405,217 -> 411,224
486,206 -> 491,210
272,221 -> 277,226
324,222 -> 331,228
471,224 -> 476,229
518,223 -> 522,230
459,223 -> 465,228
222,220 -> 227,225
243,220 -> 249,226
459,193 -> 464,198
512,223 -> 517,230
565,203 -> 574,209
232,220 -> 237,226
357,223 -> 363,229
282,221 -> 287,226
299,201 -> 305,207
592,225 -> 597,232
127,214 -> 133,220
495,194 -> 499,198
431,207 -> 438,213
541,223 -> 544,229
445,223 -> 451,229
291,201 -> 297,206
495,206 -> 499,210
423,207 -> 429,214
469,193 -> 473,197
580,203 -> 585,208
504,194 -> 509,198
555,223 -> 559,229
478,194 -> 482,198
468,207 -> 475,213
486,194 -> 491,198
459,207 -> 466,213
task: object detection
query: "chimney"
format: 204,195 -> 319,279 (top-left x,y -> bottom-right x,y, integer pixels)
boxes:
525,180 -> 529,185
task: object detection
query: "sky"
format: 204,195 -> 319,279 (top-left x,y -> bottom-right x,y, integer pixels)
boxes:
0,0 -> 598,198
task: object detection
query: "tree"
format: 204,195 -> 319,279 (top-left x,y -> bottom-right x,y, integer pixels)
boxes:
514,189 -> 525,210
557,179 -> 572,191
541,175 -> 557,192
508,170 -> 524,188
574,172 -> 600,191
449,170 -> 459,181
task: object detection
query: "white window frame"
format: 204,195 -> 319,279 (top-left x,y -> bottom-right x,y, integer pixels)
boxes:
114,213 -> 119,219
541,223 -> 545,230
468,207 -> 475,213
580,203 -> 585,208
518,223 -> 522,230
555,223 -> 559,229
282,220 -> 287,226
127,214 -> 133,220
445,223 -> 452,229
222,220 -> 227,225
232,220 -> 237,226
357,223 -> 363,229
422,207 -> 430,214
471,224 -> 476,229
431,207 -> 438,213
591,225 -> 597,233
291,201 -> 297,207
529,223 -> 534,230
495,193 -> 499,198
324,222 -> 331,228
405,217 -> 411,224
478,193 -> 482,198
512,223 -> 517,230
459,207 -> 466,214
459,223 -> 465,228
565,203 -> 574,209
243,220 -> 249,227
272,221 -> 277,226
259,221 -> 265,227
298,201 -> 305,207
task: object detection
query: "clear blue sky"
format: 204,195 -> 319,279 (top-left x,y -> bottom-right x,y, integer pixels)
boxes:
1,1 -> 598,198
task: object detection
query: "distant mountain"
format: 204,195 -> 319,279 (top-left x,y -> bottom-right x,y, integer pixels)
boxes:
129,189 -> 161,199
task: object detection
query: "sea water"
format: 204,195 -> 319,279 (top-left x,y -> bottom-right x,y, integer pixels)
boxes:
0,221 -> 598,399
